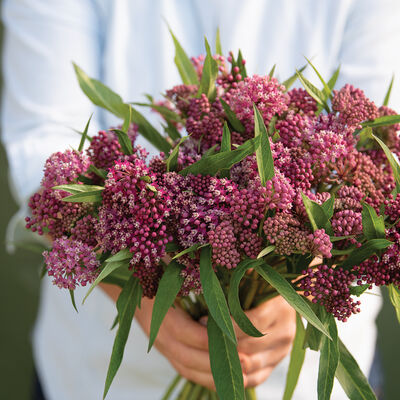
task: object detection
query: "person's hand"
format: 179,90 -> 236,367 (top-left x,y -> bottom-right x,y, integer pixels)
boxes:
134,297 -> 216,390
235,296 -> 297,388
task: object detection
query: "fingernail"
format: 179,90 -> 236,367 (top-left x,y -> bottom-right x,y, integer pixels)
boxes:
199,316 -> 208,326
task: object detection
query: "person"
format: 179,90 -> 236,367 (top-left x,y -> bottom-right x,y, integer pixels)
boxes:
2,0 -> 400,399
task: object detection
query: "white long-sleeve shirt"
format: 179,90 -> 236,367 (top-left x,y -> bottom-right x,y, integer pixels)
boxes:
2,1 -> 400,399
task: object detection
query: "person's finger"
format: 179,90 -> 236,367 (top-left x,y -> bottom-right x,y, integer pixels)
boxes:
169,359 -> 216,390
160,338 -> 211,373
164,306 -> 209,351
244,367 -> 273,388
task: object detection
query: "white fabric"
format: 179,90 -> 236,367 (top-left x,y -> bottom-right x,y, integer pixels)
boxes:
2,0 -> 400,399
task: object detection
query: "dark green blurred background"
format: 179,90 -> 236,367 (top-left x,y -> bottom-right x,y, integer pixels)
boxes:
1,13 -> 400,400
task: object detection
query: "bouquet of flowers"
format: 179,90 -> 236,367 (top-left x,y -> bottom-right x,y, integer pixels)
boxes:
25,30 -> 400,400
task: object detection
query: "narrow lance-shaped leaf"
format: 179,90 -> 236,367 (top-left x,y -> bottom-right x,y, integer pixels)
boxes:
282,64 -> 307,91
219,122 -> 231,179
327,65 -> 340,92
62,190 -> 103,203
301,192 -> 333,235
83,259 -> 129,304
89,164 -> 108,180
78,113 -> 93,151
53,184 -> 105,195
283,313 -> 306,400
199,246 -> 237,344
363,115 -> 400,129
131,102 -> 183,124
163,121 -> 181,141
122,104 -> 132,132
148,261 -> 184,351
215,28 -> 223,55
207,315 -> 245,400
179,134 -> 261,177
383,75 -> 394,106
220,98 -> 245,133
362,203 -> 386,240
321,195 -> 335,219
296,69 -> 329,111
166,136 -> 188,172
171,243 -> 207,260
257,245 -> 276,259
335,339 -> 377,400
197,37 -> 218,102
228,259 -> 264,337
304,57 -> 331,99
268,64 -> 276,78
254,105 -> 274,186
340,239 -> 393,270
106,248 -> 132,263
255,263 -> 331,339
69,290 -> 78,313
317,313 -> 339,400
111,129 -> 133,155
103,275 -> 142,399
168,28 -> 199,85
388,284 -> 400,324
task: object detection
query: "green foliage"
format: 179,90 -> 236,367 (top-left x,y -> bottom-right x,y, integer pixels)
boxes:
383,75 -> 394,106
207,315 -> 244,400
282,64 -> 307,91
78,114 -> 93,151
197,38 -> 218,102
327,66 -> 340,93
179,135 -> 261,176
301,193 -> 333,235
220,98 -> 245,133
69,290 -> 78,313
171,243 -> 207,260
148,261 -> 184,351
103,276 -> 142,399
111,129 -> 133,155
61,189 -> 103,203
166,136 -> 187,172
282,313 -> 306,400
53,183 -> 104,195
362,203 -> 385,240
89,164 -> 107,179
255,264 -> 331,339
105,248 -> 132,263
268,64 -> 276,78
321,195 -> 335,219
363,115 -> 400,129
254,105 -> 274,186
168,28 -> 199,85
388,284 -> 400,324
304,57 -> 331,99
215,28 -> 223,55
199,246 -> 237,344
340,239 -> 393,270
219,123 -> 231,179
349,284 -> 370,297
257,245 -> 276,259
317,314 -> 339,400
335,339 -> 377,400
295,69 -> 329,112
228,259 -> 264,337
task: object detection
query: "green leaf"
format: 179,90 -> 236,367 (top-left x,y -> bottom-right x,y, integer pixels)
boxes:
318,314 -> 339,400
78,114 -> 93,151
362,203 -> 385,240
215,28 -> 223,55
303,302 -> 327,351
88,164 -> 108,180
220,98 -> 245,133
335,339 -> 377,400
283,313 -> 306,400
282,64 -> 307,91
197,37 -> 218,102
163,121 -> 182,141
340,239 -> 393,270
111,129 -> 133,155
69,290 -> 78,313
268,64 -> 276,78
103,275 -> 142,399
350,284 -> 370,297
83,260 -> 128,304
383,75 -> 394,107
105,248 -> 132,263
330,235 -> 355,243
388,284 -> 400,324
228,259 -> 264,337
199,246 -> 237,344
166,136 -> 188,172
168,28 -> 199,86
372,132 -> 400,187
179,135 -> 261,177
304,57 -> 331,100
255,263 -> 331,339
321,195 -> 335,219
363,115 -> 400,129
296,70 -> 329,111
148,261 -> 184,351
327,65 -> 340,92
53,183 -> 104,195
301,192 -> 333,235
171,243 -> 207,260
207,315 -> 245,400
73,63 -> 129,119
132,102 -> 183,124
122,104 -> 132,133
236,50 -> 247,78
254,105 -> 275,186
61,190 -> 103,203
221,121 -> 231,152
257,245 -> 276,259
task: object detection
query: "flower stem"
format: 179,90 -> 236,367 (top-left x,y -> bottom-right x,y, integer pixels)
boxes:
161,374 -> 182,400
245,387 -> 257,400
177,381 -> 194,400
187,383 -> 204,399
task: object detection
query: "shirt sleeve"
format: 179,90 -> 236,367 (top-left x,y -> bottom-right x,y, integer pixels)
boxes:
336,0 -> 400,108
1,0 -> 105,205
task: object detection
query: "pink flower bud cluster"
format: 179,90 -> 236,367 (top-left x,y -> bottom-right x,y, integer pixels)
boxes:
226,75 -> 289,135
287,88 -> 318,116
299,265 -> 361,322
332,84 -> 378,128
70,214 -> 98,247
332,210 -> 362,237
43,237 -> 99,290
